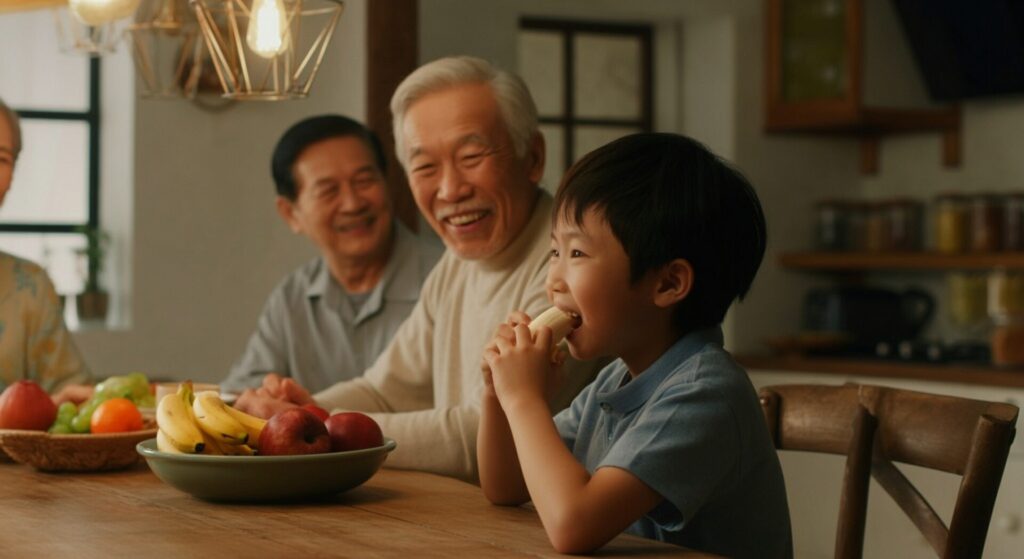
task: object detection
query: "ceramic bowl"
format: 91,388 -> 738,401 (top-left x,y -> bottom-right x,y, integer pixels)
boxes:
136,437 -> 396,502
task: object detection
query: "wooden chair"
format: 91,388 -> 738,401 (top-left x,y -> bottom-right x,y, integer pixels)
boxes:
758,383 -> 1018,559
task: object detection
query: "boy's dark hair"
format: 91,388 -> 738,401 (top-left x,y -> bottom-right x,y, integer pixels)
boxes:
271,114 -> 387,201
554,132 -> 767,334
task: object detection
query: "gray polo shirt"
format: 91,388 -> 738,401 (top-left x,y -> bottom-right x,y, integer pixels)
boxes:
222,223 -> 443,393
553,327 -> 793,558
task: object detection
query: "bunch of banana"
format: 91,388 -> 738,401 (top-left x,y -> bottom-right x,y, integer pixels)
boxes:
155,382 -> 268,456
155,382 -> 206,454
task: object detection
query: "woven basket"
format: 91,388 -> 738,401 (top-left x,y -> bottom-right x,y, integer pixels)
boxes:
0,420 -> 156,472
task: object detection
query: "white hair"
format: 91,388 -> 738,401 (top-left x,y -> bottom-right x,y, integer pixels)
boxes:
0,97 -> 22,160
390,56 -> 539,168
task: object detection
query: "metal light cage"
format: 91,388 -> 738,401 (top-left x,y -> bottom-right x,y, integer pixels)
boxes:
126,0 -> 204,98
189,0 -> 343,101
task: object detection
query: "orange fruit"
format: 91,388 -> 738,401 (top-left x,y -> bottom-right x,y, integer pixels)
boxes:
90,398 -> 144,434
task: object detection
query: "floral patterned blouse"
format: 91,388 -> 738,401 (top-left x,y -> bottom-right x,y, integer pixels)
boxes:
0,251 -> 91,393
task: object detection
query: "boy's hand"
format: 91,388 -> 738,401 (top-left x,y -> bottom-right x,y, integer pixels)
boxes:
481,311 -> 532,398
485,321 -> 555,413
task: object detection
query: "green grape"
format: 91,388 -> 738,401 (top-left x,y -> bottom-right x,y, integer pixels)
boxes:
48,423 -> 73,434
94,372 -> 153,407
70,400 -> 101,433
56,401 -> 77,424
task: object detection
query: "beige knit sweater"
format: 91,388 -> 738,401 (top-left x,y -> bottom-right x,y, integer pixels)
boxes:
315,191 -> 600,481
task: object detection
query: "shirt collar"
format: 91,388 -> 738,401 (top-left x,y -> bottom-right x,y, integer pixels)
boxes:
597,326 -> 725,414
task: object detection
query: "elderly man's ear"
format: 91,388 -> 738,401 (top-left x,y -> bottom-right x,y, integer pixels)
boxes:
526,132 -> 545,185
276,196 -> 304,234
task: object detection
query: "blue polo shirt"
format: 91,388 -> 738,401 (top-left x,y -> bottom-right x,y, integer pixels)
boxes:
553,327 -> 792,558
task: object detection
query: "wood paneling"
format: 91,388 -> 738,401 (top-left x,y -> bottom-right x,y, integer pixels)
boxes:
367,0 -> 419,231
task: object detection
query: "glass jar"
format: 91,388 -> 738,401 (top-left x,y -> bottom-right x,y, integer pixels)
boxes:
1004,192 -> 1024,251
814,199 -> 847,251
970,193 -> 1003,252
864,201 -> 890,252
935,193 -> 969,253
948,272 -> 988,327
991,318 -> 1024,367
845,201 -> 869,251
988,269 -> 1024,319
888,198 -> 923,251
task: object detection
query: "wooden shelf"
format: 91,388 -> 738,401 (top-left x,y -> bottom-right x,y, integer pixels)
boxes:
779,251 -> 1024,271
736,354 -> 1024,388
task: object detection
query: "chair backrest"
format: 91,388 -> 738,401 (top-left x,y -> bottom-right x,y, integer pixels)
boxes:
759,383 -> 1018,559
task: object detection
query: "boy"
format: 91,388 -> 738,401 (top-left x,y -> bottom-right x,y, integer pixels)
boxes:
479,133 -> 792,557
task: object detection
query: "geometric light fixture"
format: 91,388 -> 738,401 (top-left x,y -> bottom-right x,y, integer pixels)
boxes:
126,0 -> 205,98
190,0 -> 344,100
54,0 -> 141,55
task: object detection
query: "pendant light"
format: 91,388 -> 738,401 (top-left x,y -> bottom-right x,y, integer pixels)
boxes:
190,0 -> 344,100
126,0 -> 205,98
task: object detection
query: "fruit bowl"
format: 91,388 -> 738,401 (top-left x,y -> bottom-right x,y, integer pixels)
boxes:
0,423 -> 158,472
136,437 -> 397,502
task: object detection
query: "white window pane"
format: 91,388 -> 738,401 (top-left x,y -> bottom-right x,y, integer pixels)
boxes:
573,125 -> 641,162
0,233 -> 86,295
539,124 -> 564,194
0,120 -> 90,224
0,10 -> 90,111
519,30 -> 564,118
573,34 -> 642,120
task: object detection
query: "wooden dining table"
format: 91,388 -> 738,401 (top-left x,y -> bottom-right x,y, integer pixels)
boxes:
0,461 -> 715,557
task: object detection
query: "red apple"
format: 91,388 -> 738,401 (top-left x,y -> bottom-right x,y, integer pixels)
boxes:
325,412 -> 383,452
301,404 -> 330,422
0,380 -> 58,430
258,408 -> 332,456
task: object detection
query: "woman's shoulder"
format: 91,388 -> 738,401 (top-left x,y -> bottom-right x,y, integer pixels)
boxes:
0,250 -> 58,298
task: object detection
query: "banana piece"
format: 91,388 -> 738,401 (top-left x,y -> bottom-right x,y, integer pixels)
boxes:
156,429 -> 184,454
156,383 -> 206,454
529,307 -> 577,358
192,391 -> 249,446
224,405 -> 268,449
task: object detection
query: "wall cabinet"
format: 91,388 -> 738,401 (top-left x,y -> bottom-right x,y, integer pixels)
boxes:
764,0 -> 960,173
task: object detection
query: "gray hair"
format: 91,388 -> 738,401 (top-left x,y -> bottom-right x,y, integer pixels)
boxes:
0,97 -> 22,160
390,56 -> 539,168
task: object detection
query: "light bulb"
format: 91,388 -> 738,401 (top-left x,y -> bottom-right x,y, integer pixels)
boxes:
246,0 -> 289,59
69,0 -> 141,26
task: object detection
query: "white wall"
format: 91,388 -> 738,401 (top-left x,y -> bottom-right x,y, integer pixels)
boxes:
74,0 -> 368,382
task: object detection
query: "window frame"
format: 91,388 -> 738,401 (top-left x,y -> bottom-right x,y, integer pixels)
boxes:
0,56 -> 101,285
519,17 -> 654,171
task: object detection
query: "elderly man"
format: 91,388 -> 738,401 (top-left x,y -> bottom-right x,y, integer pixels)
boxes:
236,58 -> 600,481
222,115 -> 442,394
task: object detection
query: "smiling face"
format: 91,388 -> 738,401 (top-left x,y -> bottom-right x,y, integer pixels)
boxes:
546,209 -> 661,365
277,135 -> 394,266
0,114 -> 14,207
401,82 -> 544,260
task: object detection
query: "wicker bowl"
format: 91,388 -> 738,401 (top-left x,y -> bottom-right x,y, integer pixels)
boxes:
0,421 -> 157,472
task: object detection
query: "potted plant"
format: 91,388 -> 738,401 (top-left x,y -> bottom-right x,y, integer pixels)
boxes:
75,225 -> 111,322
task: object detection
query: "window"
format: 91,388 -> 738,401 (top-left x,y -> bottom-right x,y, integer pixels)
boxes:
0,9 -> 101,296
518,18 -> 653,187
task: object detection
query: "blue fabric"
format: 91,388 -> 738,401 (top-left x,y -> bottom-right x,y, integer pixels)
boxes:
554,327 -> 792,558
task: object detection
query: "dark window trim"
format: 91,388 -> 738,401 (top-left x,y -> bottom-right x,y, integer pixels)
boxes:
520,17 -> 653,171
0,57 -> 101,284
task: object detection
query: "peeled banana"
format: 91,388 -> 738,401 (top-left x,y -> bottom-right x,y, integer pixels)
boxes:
192,390 -> 249,446
529,307 -> 578,356
156,382 -> 206,454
